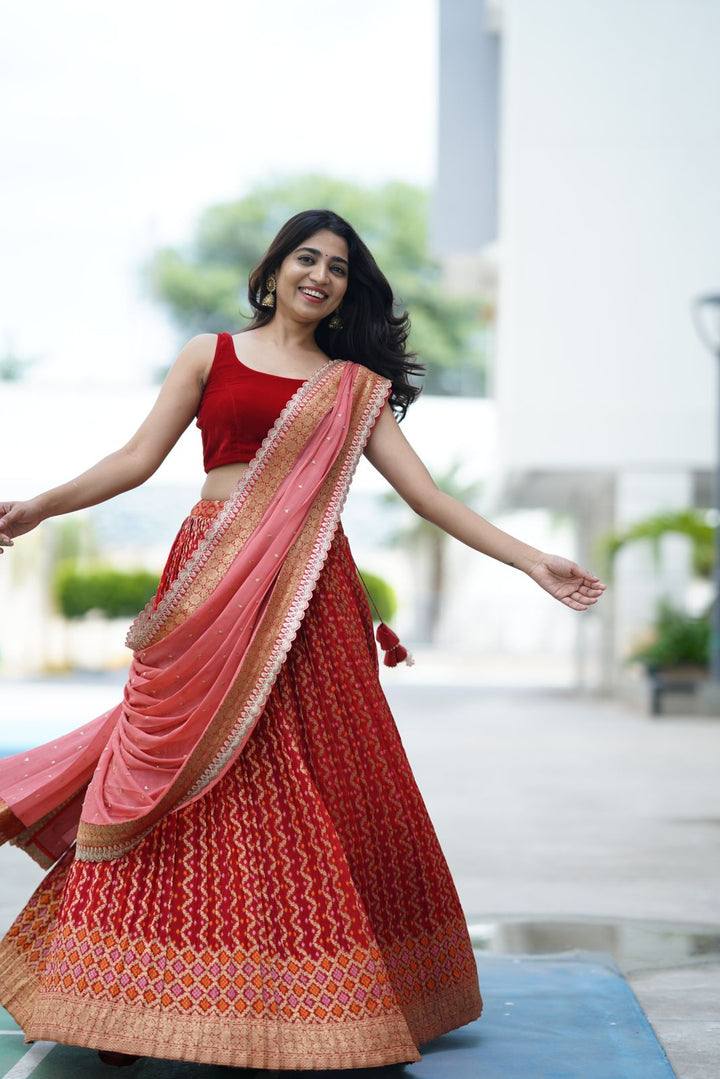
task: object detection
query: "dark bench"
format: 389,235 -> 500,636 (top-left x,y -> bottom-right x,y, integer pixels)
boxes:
646,667 -> 706,716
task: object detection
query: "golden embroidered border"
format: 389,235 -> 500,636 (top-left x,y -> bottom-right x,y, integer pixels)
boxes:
18,992 -> 423,1069
0,928 -> 481,1069
181,367 -> 390,806
2,797 -> 63,869
75,366 -> 390,862
0,798 -> 24,846
10,820 -> 63,870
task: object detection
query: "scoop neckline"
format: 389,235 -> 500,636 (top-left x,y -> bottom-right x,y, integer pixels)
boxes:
228,334 -> 313,383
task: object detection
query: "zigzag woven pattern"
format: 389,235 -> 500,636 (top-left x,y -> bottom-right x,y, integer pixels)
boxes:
0,511 -> 481,1069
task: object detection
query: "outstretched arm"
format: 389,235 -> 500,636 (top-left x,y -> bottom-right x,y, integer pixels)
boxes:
0,334 -> 215,552
364,405 -> 606,612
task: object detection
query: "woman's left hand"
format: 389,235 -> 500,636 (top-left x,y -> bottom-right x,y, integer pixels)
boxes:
527,554 -> 606,611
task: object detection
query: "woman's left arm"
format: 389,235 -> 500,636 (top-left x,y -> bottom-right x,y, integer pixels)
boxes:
364,405 -> 606,612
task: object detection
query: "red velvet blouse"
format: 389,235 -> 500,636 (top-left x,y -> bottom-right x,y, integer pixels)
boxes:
196,333 -> 305,472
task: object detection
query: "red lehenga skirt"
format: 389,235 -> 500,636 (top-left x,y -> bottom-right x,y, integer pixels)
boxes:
0,501 -> 482,1070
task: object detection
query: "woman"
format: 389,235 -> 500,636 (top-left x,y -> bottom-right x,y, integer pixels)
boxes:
0,210 -> 605,1071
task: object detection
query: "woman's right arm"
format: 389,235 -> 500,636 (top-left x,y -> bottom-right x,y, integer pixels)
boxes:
0,334 -> 216,551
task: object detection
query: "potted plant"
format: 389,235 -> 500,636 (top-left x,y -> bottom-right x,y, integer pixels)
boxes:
629,599 -> 710,714
629,600 -> 710,673
601,508 -> 715,711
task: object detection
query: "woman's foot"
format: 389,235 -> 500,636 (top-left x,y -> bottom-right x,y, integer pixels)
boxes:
97,1051 -> 141,1067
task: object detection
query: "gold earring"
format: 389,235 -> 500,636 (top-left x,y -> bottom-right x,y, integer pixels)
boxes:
261,274 -> 276,308
329,308 -> 343,330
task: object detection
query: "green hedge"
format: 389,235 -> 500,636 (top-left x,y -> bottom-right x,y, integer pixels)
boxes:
357,568 -> 397,625
53,564 -> 160,620
52,561 -> 396,626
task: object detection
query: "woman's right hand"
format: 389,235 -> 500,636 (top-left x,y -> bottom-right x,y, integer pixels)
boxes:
0,500 -> 43,551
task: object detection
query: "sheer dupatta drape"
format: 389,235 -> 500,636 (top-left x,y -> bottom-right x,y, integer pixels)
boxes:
0,361 -> 390,868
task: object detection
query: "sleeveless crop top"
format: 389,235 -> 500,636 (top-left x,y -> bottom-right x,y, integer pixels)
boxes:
196,333 -> 305,472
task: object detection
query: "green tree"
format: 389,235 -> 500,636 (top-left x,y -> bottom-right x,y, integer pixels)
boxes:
148,175 -> 488,395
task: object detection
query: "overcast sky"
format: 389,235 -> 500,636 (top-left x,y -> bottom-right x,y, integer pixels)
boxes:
0,0 -> 437,385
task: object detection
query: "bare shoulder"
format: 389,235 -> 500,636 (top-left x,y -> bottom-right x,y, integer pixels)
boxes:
177,333 -> 218,365
171,333 -> 218,385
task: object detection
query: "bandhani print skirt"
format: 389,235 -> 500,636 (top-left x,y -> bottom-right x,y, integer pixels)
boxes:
0,501 -> 482,1070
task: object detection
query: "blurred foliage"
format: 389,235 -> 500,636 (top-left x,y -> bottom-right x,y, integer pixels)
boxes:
601,509 -> 715,579
148,174 -> 489,395
53,563 -> 159,620
0,349 -> 36,381
358,568 -> 397,625
47,516 -> 100,565
387,460 -> 483,545
384,460 -> 483,642
629,599 -> 710,669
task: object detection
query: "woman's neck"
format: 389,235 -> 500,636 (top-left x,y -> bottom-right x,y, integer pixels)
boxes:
251,316 -> 319,354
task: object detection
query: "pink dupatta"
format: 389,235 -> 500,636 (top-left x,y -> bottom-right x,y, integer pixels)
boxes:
0,361 -> 390,867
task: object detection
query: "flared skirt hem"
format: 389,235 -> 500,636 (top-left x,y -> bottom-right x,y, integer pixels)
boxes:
1,940 -> 482,1069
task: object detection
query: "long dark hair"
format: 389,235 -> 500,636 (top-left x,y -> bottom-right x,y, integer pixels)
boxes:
246,209 -> 423,419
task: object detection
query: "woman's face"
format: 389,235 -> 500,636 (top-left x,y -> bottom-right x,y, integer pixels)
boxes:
274,229 -> 349,323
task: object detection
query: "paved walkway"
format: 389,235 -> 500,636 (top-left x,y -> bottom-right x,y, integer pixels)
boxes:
0,675 -> 718,1077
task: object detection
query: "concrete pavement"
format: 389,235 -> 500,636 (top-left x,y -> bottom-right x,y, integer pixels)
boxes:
1,673 -> 719,1077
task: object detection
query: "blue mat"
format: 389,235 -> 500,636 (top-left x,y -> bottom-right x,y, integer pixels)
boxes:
0,952 -> 676,1078
403,952 -> 678,1079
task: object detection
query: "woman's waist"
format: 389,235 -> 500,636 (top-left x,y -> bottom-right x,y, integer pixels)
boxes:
200,461 -> 250,502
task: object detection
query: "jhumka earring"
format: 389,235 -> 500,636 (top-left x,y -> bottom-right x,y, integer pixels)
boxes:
328,307 -> 343,330
261,274 -> 276,308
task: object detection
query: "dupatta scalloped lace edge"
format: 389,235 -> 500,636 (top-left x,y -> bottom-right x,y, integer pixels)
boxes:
75,367 -> 390,862
125,360 -> 344,652
178,371 -> 391,807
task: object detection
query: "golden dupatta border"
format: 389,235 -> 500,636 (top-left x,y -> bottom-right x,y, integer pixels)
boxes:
73,362 -> 390,862
126,358 -> 349,652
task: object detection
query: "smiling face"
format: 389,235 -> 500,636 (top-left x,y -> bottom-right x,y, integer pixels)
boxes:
274,229 -> 349,324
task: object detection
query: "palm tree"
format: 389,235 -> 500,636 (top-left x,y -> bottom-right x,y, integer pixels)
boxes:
601,509 -> 714,579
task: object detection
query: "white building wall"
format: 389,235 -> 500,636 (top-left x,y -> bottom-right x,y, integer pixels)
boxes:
493,0 -> 720,681
496,0 -> 719,473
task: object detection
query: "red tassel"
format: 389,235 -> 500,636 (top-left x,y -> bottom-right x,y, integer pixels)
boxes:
376,623 -> 399,649
376,623 -> 412,667
383,644 -> 408,667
